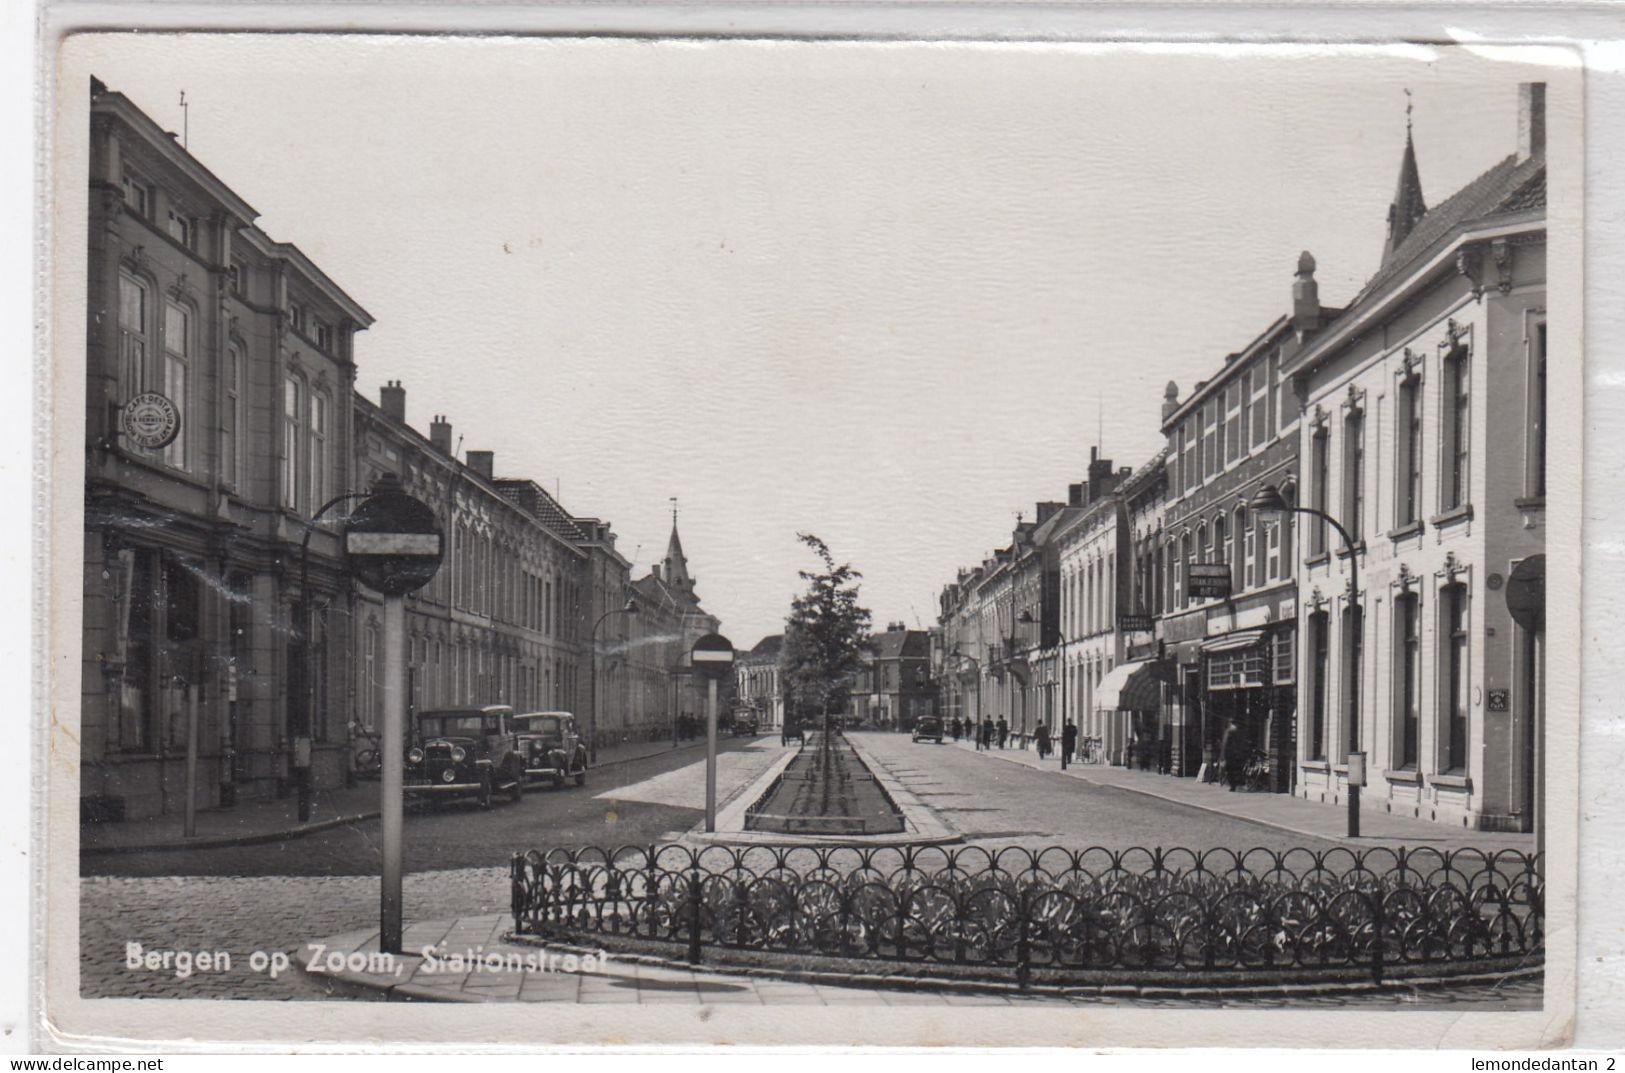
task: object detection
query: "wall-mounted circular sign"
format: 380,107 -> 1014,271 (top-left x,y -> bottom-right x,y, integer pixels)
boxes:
120,392 -> 181,450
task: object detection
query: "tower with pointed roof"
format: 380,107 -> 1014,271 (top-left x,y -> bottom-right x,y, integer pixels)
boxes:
1381,97 -> 1428,265
663,505 -> 697,603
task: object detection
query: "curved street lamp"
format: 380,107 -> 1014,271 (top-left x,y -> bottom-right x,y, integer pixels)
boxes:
1248,481 -> 1363,837
588,596 -> 639,765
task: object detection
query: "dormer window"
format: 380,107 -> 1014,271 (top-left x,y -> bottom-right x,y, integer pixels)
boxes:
166,208 -> 193,249
121,171 -> 150,217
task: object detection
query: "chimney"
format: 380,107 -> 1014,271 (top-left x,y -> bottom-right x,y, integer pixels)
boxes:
429,415 -> 452,456
466,450 -> 494,480
1068,482 -> 1085,507
1088,451 -> 1114,487
1162,381 -> 1180,422
651,564 -> 661,582
380,380 -> 406,424
1292,251 -> 1321,333
1518,82 -> 1546,163
1036,501 -> 1063,526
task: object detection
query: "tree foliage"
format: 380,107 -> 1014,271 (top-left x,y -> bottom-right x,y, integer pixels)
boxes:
778,533 -> 872,719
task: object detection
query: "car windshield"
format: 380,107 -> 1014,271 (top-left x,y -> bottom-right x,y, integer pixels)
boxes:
418,713 -> 486,738
517,716 -> 561,736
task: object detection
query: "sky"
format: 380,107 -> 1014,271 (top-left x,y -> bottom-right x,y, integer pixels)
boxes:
68,36 -> 1560,647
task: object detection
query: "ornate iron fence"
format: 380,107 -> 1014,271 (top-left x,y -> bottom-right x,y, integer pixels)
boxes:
510,843 -> 1542,989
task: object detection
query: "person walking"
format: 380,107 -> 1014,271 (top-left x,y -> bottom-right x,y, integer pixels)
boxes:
1221,718 -> 1248,791
980,717 -> 993,751
996,717 -> 1009,750
950,716 -> 962,742
1036,722 -> 1051,760
1061,721 -> 1077,766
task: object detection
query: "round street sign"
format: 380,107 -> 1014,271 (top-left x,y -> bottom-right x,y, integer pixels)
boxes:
345,473 -> 444,597
1505,554 -> 1545,633
690,633 -> 735,680
120,392 -> 181,450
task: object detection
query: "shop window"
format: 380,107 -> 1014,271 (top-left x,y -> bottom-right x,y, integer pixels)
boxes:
111,548 -> 158,752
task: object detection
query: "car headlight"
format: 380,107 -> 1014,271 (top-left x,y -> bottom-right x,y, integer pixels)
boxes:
407,747 -> 424,765
441,768 -> 457,783
450,746 -> 466,763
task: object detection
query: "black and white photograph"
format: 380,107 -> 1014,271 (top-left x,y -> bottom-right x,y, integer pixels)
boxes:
39,26 -> 1586,1051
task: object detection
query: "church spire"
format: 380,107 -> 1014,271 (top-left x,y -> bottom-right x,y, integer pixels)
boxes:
1381,91 -> 1427,265
664,497 -> 694,597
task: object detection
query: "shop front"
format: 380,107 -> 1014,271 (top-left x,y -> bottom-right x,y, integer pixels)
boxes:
1094,657 -> 1172,770
1198,626 -> 1296,792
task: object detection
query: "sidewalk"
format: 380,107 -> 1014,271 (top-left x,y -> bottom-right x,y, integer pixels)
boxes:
948,739 -> 1536,852
296,912 -> 1541,1009
82,735 -> 710,855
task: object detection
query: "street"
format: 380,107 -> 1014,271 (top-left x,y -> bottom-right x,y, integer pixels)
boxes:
81,731 -> 1414,1000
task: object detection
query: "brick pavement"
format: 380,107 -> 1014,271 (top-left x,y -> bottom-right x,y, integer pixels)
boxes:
930,734 -> 1536,852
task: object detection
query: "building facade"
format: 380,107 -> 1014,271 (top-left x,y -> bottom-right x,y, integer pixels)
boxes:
1288,84 -> 1547,831
848,624 -> 935,730
82,79 -> 373,819
734,635 -> 785,729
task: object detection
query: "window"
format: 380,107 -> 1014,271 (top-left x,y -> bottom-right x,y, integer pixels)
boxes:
289,303 -> 307,335
1529,321 -> 1547,498
1181,422 -> 1198,492
1197,524 -> 1210,567
1249,364 -> 1270,448
1243,510 -> 1258,589
1396,593 -> 1420,768
282,376 -> 303,510
1310,427 -> 1329,556
222,342 -> 242,489
117,271 -> 147,401
316,322 -> 334,352
1203,400 -> 1220,478
166,208 -> 193,249
1342,604 -> 1363,756
120,172 -> 149,217
1214,514 -> 1230,590
1397,374 -> 1424,526
1225,383 -> 1242,462
1343,410 -> 1364,540
1265,510 -> 1282,581
1179,533 -> 1192,608
1309,610 -> 1329,760
1443,584 -> 1470,772
228,260 -> 245,296
309,391 -> 329,508
1442,347 -> 1471,510
161,301 -> 190,469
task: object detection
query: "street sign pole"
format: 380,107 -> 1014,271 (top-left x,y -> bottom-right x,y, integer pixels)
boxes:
380,594 -> 405,954
706,677 -> 719,832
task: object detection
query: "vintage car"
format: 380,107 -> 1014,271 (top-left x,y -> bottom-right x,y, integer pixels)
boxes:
405,705 -> 525,808
729,708 -> 760,737
911,715 -> 945,744
514,711 -> 590,788
781,718 -> 806,745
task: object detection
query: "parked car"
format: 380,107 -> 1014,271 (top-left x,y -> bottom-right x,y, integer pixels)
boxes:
730,708 -> 760,736
405,705 -> 525,808
911,715 -> 945,744
514,711 -> 590,788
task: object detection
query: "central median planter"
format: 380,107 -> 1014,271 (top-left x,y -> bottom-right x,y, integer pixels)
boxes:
744,731 -> 905,835
509,843 -> 1544,994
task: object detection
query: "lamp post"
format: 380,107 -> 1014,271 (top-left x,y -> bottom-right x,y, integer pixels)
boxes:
1007,608 -> 1034,747
1248,482 -> 1361,837
953,650 -> 981,734
588,596 -> 639,766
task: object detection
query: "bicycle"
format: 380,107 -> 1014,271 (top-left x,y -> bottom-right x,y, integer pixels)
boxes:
352,732 -> 383,779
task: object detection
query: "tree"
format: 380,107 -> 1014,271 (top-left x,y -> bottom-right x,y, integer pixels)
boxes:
779,534 -> 872,727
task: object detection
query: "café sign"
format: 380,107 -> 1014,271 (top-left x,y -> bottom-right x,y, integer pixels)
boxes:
1187,562 -> 1233,600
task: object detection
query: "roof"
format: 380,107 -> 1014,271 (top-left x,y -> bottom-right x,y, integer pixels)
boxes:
1353,152 -> 1544,308
493,479 -> 588,544
740,634 -> 784,661
871,629 -> 930,661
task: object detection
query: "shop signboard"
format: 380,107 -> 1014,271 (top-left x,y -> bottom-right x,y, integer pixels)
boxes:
1187,562 -> 1233,600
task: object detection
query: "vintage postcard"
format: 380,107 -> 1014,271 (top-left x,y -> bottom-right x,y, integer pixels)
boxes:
41,27 -> 1582,1050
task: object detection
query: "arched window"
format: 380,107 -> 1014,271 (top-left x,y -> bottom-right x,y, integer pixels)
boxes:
162,299 -> 191,470
308,389 -> 330,508
117,271 -> 148,402
281,375 -> 303,510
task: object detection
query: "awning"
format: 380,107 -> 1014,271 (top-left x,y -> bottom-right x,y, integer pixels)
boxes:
1095,659 -> 1167,711
1201,629 -> 1266,655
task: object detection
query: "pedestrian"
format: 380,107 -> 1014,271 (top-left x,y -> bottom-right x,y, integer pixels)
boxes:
996,717 -> 1008,750
1061,721 -> 1077,766
1221,718 -> 1248,791
980,717 -> 994,751
1036,722 -> 1051,759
